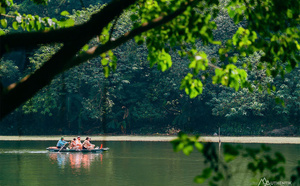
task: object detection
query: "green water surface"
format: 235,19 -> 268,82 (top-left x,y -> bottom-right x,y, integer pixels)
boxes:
0,141 -> 298,186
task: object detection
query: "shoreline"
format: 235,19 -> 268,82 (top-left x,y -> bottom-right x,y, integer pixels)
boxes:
0,135 -> 299,144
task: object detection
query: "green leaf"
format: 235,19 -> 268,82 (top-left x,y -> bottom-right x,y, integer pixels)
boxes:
64,19 -> 74,27
60,11 -> 70,16
227,7 -> 235,18
175,142 -> 185,152
183,144 -> 194,156
57,19 -> 74,28
0,29 -> 5,36
101,58 -> 109,66
194,142 -> 204,152
194,176 -> 206,183
1,19 -> 7,28
12,21 -> 18,30
286,9 -> 293,18
211,40 -> 222,45
134,35 -> 144,45
224,154 -> 237,162
82,44 -> 89,51
103,66 -> 110,78
0,6 -> 6,14
230,56 -> 238,63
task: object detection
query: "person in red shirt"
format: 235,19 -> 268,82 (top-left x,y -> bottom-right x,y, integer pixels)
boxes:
69,138 -> 77,149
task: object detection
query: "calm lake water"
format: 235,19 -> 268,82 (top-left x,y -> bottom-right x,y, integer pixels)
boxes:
0,141 -> 299,186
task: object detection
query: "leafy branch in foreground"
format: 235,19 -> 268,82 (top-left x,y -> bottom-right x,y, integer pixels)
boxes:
171,132 -> 299,185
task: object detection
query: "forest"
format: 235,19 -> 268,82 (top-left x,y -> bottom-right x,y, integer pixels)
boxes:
0,0 -> 299,136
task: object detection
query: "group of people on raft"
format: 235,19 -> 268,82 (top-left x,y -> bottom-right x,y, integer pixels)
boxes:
56,136 -> 96,150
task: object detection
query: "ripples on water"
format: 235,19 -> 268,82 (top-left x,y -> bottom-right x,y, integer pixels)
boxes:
0,141 -> 298,186
1,150 -> 48,154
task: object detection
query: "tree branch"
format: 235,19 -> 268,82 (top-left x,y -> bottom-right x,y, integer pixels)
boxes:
0,41 -> 85,119
0,0 -> 198,119
67,2 -> 191,69
0,0 -> 138,58
0,14 -> 15,18
208,63 -> 221,69
109,12 -> 121,42
0,0 -> 137,119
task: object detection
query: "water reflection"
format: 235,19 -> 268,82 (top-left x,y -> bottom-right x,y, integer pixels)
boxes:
48,153 -> 103,169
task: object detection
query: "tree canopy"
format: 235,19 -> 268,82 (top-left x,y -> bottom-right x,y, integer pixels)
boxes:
0,0 -> 299,121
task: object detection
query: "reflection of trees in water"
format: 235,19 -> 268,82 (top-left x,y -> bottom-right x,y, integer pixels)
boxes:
48,153 -> 102,169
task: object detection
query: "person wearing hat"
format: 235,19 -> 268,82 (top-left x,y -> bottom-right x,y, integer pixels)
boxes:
56,137 -> 69,149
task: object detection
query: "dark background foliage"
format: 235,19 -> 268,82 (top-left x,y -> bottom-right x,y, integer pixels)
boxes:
0,0 -> 299,136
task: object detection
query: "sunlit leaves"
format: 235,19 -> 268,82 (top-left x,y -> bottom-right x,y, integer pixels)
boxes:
99,23 -> 112,44
148,48 -> 172,72
1,0 -> 300,109
213,64 -> 248,91
133,0 -> 220,99
224,0 -> 300,85
8,10 -> 75,32
11,14 -> 54,31
132,0 -> 300,99
57,18 -> 74,28
188,51 -> 208,75
81,44 -> 89,52
57,10 -> 75,28
0,19 -> 7,28
0,0 -> 13,8
0,28 -> 5,35
232,27 -> 257,47
12,21 -> 18,30
100,50 -> 117,78
0,4 -> 6,14
60,10 -> 70,16
171,132 -> 203,156
226,2 -> 246,24
134,35 -> 145,45
180,73 -> 203,98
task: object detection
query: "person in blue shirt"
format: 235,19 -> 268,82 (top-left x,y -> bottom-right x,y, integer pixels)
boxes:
56,137 -> 69,149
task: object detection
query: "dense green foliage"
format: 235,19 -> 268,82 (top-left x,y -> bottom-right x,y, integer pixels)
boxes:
0,0 -> 299,135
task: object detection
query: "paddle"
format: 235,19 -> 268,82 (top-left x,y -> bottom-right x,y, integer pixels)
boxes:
58,142 -> 68,152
